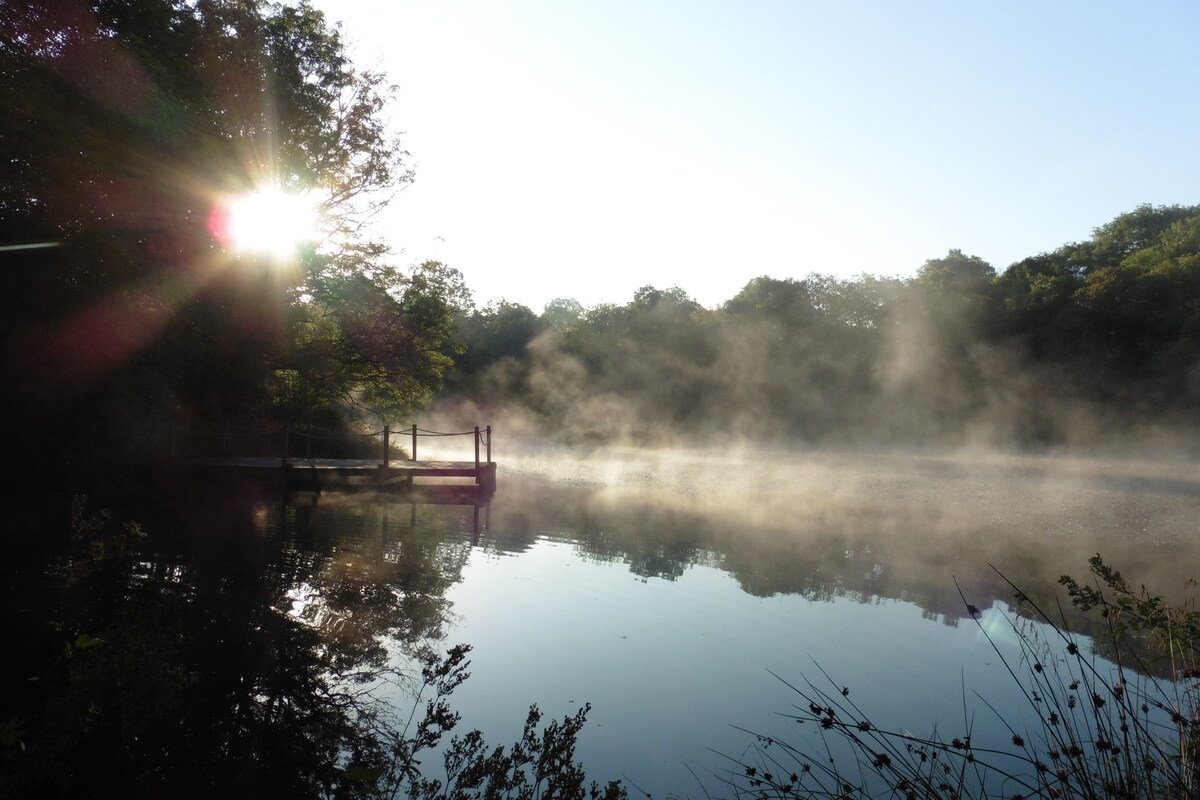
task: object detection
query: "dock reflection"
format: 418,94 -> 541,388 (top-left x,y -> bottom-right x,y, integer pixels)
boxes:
280,483 -> 493,546
381,487 -> 492,546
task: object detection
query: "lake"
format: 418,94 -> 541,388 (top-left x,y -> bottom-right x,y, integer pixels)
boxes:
242,446 -> 1200,796
11,446 -> 1199,797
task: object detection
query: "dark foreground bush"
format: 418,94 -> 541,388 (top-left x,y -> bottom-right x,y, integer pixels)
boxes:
378,644 -> 627,800
725,556 -> 1199,800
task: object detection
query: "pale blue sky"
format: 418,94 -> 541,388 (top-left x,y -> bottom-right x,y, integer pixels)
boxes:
313,1 -> 1200,311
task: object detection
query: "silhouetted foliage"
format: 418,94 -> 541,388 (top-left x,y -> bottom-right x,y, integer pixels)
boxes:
0,0 -> 458,488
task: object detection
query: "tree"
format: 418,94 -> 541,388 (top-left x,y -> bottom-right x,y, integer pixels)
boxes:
915,249 -> 996,298
443,300 -> 544,399
723,275 -> 814,323
541,297 -> 584,328
1074,213 -> 1200,381
994,206 -> 1200,405
0,0 -> 450,468
285,262 -> 461,421
1071,203 -> 1200,273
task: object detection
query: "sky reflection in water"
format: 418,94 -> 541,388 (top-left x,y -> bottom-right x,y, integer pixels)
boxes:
441,540 -> 1032,796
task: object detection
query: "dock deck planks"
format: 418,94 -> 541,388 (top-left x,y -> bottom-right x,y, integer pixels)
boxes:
188,456 -> 497,492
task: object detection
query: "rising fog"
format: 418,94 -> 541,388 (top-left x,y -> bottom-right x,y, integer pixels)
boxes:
411,205 -> 1200,616
435,205 -> 1200,457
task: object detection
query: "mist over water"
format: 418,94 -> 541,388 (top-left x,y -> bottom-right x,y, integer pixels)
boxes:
345,440 -> 1200,796
414,432 -> 1200,608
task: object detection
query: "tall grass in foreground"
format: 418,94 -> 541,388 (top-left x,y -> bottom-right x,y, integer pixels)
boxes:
724,556 -> 1199,800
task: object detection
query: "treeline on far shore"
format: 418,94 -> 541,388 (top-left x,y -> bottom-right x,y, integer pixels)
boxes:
441,203 -> 1200,451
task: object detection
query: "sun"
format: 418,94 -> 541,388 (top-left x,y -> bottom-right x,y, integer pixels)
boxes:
209,184 -> 320,258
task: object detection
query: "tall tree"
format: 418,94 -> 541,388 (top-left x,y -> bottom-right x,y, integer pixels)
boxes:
0,0 -> 450,469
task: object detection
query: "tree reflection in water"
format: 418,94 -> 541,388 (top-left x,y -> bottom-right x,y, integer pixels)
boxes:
485,471 -> 1199,648
1,487 -> 623,799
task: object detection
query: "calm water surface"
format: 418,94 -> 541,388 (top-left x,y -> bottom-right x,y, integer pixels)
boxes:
234,448 -> 1200,796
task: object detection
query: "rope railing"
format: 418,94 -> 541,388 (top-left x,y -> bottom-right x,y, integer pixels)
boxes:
301,429 -> 386,441
412,427 -> 478,437
401,424 -> 492,464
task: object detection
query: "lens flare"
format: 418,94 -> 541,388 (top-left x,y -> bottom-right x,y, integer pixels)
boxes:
209,185 -> 319,258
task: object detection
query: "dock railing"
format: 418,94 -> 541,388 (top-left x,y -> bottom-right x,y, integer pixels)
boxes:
404,425 -> 493,469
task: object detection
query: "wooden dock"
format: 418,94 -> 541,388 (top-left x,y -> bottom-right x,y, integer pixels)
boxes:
187,456 -> 497,493
171,423 -> 497,495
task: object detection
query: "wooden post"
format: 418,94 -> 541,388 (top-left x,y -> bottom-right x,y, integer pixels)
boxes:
474,426 -> 480,473
383,425 -> 390,468
305,425 -> 313,459
411,424 -> 417,462
486,425 -> 492,463
479,462 -> 496,494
